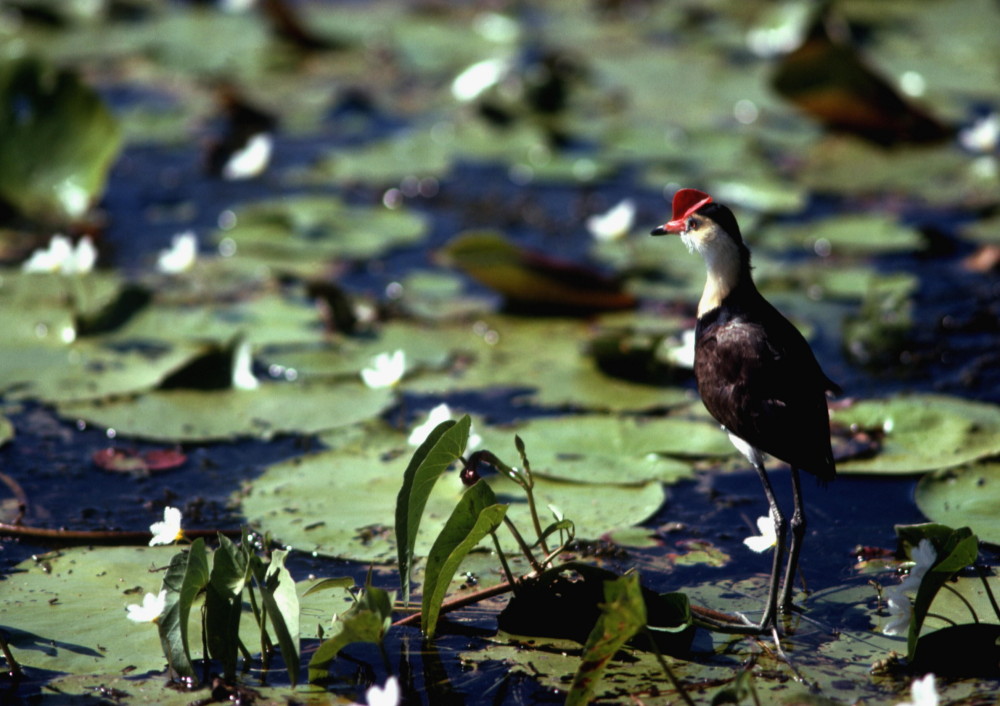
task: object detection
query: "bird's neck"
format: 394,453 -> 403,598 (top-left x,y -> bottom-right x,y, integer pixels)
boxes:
695,246 -> 754,318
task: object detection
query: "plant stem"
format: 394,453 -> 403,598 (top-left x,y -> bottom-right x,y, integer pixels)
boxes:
502,516 -> 542,573
491,529 -> 518,589
940,582 -> 979,623
641,627 -> 695,706
392,580 -> 515,628
975,564 -> 1000,623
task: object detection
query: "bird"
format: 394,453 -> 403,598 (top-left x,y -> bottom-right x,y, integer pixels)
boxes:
651,188 -> 840,633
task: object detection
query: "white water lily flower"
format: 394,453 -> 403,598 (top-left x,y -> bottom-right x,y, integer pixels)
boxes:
959,112 -> 1000,153
149,506 -> 184,546
232,338 -> 259,390
452,57 -> 510,102
223,132 -> 273,180
361,350 -> 406,389
662,328 -> 696,369
899,538 -> 937,593
360,676 -> 400,706
586,199 -> 636,242
126,589 -> 167,623
157,231 -> 198,273
743,514 -> 778,553
408,403 -> 482,450
22,234 -> 97,274
896,673 -> 938,706
882,585 -> 912,636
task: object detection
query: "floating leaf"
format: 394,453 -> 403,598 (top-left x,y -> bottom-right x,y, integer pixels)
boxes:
833,395 -> 1000,474
0,56 -> 122,222
215,195 -> 428,266
439,231 -> 636,313
242,427 -> 665,562
758,214 -> 924,256
482,414 -> 731,485
915,463 -> 1000,545
92,447 -> 187,474
770,7 -> 950,144
57,381 -> 394,442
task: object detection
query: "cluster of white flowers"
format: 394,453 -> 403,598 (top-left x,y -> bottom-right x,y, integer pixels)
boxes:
22,235 -> 97,274
883,538 -> 937,636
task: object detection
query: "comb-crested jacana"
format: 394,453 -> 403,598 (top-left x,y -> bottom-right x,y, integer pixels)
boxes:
652,189 -> 840,633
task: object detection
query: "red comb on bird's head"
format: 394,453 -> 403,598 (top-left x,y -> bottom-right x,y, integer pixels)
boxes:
651,188 -> 713,235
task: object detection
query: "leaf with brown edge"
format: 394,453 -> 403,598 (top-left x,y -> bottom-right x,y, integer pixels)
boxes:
438,231 -> 636,314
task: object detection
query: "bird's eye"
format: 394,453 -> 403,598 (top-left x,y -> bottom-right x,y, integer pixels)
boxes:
687,217 -> 697,230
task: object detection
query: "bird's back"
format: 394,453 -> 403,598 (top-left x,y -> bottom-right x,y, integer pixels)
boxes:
694,288 -> 838,481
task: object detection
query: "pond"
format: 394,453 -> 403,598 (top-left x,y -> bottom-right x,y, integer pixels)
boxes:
1,1 -> 999,704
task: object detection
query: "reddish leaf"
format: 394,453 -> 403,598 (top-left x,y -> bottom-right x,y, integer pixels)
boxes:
92,447 -> 187,474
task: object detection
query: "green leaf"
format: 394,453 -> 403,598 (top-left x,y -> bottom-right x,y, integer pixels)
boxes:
0,56 -> 121,222
307,584 -> 394,684
205,534 -> 249,681
832,395 -> 1000,474
57,381 -> 394,442
915,463 -> 1000,545
902,525 -> 979,658
566,573 -> 647,706
421,480 -> 507,638
254,549 -> 301,687
396,416 -> 471,605
158,538 -> 211,679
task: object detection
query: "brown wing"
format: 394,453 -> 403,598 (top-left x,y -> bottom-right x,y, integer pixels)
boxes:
695,318 -> 836,481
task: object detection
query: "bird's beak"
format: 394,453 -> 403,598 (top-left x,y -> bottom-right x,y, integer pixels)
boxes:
650,219 -> 685,236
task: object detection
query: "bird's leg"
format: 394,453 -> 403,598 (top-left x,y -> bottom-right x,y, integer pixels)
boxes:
752,461 -> 787,632
779,467 -> 806,612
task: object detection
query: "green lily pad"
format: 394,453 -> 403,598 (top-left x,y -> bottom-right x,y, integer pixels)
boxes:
0,545 -> 353,681
479,414 -> 731,485
57,381 -> 394,442
214,195 -> 428,265
241,424 -> 665,562
915,463 -> 1000,545
758,214 -> 924,256
0,56 -> 122,223
833,395 -> 1000,474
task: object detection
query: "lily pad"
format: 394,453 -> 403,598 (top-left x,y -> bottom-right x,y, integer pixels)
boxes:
240,424 -> 665,562
915,463 -> 1000,545
479,414 -> 732,485
214,195 -> 428,265
57,381 -> 394,442
833,395 -> 1000,474
757,214 -> 924,256
0,545 -> 353,679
